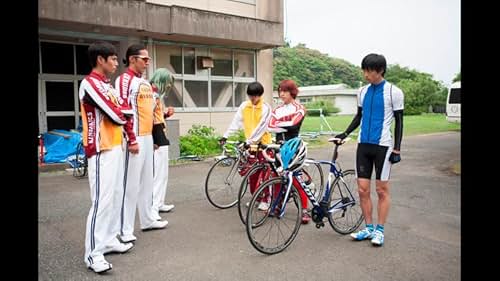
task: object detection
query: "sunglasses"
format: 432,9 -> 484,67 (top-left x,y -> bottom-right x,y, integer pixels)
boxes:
134,55 -> 151,62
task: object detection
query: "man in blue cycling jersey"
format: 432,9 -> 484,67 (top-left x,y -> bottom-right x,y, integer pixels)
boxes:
335,53 -> 404,246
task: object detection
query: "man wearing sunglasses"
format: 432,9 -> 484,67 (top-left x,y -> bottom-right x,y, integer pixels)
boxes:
115,44 -> 168,245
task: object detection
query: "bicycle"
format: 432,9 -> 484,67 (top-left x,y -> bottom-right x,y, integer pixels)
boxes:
72,140 -> 88,178
204,141 -> 255,209
237,143 -> 325,225
245,137 -> 363,255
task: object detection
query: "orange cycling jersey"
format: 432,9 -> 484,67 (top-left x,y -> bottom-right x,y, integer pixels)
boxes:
116,68 -> 154,141
79,71 -> 127,157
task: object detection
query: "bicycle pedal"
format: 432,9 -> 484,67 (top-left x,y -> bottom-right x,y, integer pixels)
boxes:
315,222 -> 325,229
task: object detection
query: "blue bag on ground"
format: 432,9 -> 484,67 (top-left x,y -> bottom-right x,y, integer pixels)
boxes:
42,130 -> 83,164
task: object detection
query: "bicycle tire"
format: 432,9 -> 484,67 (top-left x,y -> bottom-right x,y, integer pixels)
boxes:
327,169 -> 364,234
237,163 -> 276,225
73,142 -> 87,178
301,160 -> 325,208
246,177 -> 302,255
204,156 -> 241,209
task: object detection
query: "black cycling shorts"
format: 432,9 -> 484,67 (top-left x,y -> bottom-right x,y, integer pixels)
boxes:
356,143 -> 392,181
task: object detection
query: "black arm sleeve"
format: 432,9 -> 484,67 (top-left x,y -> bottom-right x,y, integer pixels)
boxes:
344,107 -> 362,135
393,110 -> 403,151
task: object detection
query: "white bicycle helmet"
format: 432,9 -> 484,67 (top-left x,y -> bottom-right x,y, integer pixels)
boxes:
280,137 -> 307,171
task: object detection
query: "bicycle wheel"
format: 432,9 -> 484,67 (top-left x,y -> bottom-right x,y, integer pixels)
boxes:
246,177 -> 302,255
302,160 -> 325,207
204,157 -> 242,209
327,169 -> 364,234
237,163 -> 275,225
73,142 -> 87,178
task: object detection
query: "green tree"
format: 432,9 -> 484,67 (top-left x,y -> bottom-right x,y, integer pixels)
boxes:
384,64 -> 447,115
273,44 -> 363,89
452,71 -> 461,82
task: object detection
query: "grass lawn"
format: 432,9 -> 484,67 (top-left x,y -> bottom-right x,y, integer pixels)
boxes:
301,113 -> 460,147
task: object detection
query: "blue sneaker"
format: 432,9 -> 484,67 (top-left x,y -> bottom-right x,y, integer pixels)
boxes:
350,228 -> 374,240
371,230 -> 384,246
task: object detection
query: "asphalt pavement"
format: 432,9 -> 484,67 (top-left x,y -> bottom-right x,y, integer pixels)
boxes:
39,132 -> 460,281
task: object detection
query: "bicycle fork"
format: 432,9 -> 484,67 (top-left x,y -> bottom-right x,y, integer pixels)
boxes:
224,160 -> 240,185
269,173 -> 294,219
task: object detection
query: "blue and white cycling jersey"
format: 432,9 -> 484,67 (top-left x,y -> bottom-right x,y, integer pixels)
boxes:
358,80 -> 404,147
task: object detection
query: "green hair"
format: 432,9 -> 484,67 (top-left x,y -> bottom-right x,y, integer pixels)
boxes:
150,68 -> 174,96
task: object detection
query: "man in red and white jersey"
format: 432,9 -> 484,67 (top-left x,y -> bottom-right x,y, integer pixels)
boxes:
79,42 -> 133,274
115,44 -> 168,244
268,79 -> 306,142
268,79 -> 311,224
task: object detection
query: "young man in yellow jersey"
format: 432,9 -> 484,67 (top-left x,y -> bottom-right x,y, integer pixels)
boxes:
219,82 -> 272,210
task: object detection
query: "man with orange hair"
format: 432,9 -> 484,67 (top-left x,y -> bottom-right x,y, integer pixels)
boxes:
268,79 -> 311,224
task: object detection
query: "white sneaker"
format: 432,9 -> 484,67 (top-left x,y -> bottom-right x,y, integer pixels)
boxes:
103,242 -> 134,255
119,234 -> 137,243
159,204 -> 175,212
257,201 -> 269,211
88,259 -> 112,273
153,213 -> 162,220
142,220 -> 169,231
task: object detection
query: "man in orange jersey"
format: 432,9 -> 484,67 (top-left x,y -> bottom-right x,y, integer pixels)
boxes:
80,42 -> 133,274
115,44 -> 168,244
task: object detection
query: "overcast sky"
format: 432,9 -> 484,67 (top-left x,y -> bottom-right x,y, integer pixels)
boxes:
284,0 -> 460,86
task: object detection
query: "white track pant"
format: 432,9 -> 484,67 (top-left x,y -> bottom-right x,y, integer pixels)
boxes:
84,146 -> 123,266
120,135 -> 156,238
152,145 -> 169,214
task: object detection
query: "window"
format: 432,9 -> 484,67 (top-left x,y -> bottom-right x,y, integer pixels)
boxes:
183,48 -> 195,75
235,82 -> 250,106
41,42 -> 74,74
45,82 -> 75,111
299,98 -> 312,104
154,44 -> 256,111
211,48 -> 232,77
184,81 -> 208,107
47,116 -> 77,131
39,40 -> 104,133
156,45 -> 182,74
234,50 -> 254,77
164,80 -> 183,108
75,45 -> 92,75
212,81 -> 233,108
449,88 -> 460,104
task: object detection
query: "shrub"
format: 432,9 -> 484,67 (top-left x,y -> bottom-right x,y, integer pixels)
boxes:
179,125 -> 219,156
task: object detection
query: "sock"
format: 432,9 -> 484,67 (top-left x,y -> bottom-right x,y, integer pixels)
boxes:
376,224 -> 384,233
366,224 -> 374,231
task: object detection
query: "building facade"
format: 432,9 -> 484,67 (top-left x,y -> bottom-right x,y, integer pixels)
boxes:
273,84 -> 359,115
38,0 -> 284,135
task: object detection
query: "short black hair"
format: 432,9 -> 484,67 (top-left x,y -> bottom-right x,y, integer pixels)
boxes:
88,42 -> 117,68
361,53 -> 387,76
247,81 -> 264,96
123,44 -> 147,66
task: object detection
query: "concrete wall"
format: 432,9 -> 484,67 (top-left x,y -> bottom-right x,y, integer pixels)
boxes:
39,0 -> 284,49
334,95 -> 358,115
147,0 -> 282,22
148,0 -> 255,19
257,49 -> 274,106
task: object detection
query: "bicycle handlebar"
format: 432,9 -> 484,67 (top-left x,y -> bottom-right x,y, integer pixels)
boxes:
327,137 -> 350,145
260,143 -> 280,163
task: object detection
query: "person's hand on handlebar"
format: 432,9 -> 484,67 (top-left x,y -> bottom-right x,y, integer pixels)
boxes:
334,132 -> 347,140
